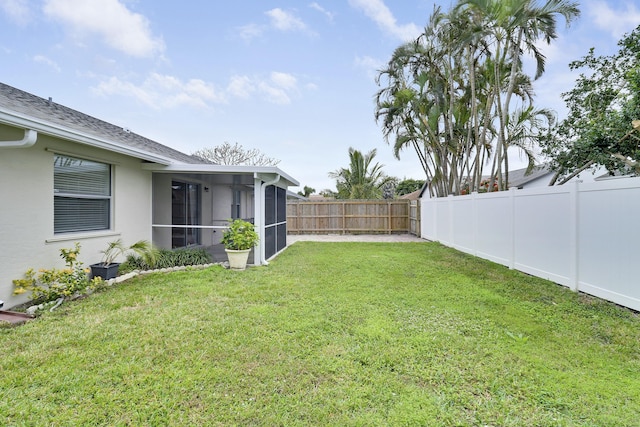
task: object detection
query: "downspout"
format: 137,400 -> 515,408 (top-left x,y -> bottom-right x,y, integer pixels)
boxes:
259,173 -> 281,265
0,129 -> 37,148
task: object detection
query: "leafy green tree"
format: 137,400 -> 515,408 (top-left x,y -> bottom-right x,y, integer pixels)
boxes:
328,148 -> 393,199
297,186 -> 316,198
542,25 -> 640,184
395,179 -> 426,196
319,189 -> 337,199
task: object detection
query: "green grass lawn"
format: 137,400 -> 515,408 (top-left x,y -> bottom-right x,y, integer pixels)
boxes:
1,242 -> 639,426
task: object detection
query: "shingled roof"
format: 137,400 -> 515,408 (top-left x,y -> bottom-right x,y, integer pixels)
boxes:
0,82 -> 203,164
507,164 -> 554,188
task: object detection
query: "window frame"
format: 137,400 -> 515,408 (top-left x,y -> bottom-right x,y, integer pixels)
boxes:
53,154 -> 113,235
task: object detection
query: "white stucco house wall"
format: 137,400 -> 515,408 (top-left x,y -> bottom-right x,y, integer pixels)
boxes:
0,82 -> 298,309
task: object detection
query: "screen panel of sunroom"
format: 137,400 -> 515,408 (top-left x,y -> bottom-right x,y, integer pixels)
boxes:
264,185 -> 287,259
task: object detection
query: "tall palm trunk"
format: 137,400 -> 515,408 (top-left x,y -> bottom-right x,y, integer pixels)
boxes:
500,28 -> 525,189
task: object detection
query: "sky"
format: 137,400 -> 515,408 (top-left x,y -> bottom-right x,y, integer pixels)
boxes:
0,0 -> 639,193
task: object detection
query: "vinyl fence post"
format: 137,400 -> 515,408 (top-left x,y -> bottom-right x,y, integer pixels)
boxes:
432,196 -> 438,241
472,191 -> 478,256
569,180 -> 581,291
448,194 -> 454,246
509,187 -> 517,270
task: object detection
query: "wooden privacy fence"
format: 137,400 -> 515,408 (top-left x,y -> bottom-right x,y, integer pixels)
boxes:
287,200 -> 420,235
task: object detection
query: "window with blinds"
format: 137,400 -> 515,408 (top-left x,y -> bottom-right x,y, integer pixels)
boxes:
53,154 -> 111,234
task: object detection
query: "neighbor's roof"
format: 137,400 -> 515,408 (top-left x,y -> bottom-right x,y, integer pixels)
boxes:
417,165 -> 553,199
399,189 -> 422,200
0,82 -> 202,165
287,190 -> 307,200
507,164 -> 553,188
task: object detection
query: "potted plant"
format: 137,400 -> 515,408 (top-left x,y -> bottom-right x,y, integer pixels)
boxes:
90,239 -> 157,279
221,219 -> 259,270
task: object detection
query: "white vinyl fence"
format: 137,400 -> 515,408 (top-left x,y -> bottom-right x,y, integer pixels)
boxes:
420,177 -> 640,311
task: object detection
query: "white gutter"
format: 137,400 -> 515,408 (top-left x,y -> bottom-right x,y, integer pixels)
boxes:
259,173 -> 281,265
0,128 -> 37,148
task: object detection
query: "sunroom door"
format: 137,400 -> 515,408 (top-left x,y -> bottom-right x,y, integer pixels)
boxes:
171,181 -> 201,248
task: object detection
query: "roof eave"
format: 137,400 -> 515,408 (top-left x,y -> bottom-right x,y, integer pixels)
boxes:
0,109 -> 174,165
142,163 -> 300,187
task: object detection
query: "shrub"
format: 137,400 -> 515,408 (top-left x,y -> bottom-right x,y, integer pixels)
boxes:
13,243 -> 103,304
98,239 -> 158,267
221,219 -> 259,250
119,247 -> 212,273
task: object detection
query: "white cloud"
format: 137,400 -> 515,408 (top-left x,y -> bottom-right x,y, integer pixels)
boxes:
228,72 -> 300,105
239,7 -> 314,41
43,0 -> 165,58
0,0 -> 30,25
33,54 -> 61,72
270,71 -> 298,91
227,75 -> 255,98
262,72 -> 299,104
266,8 -> 307,32
309,2 -> 334,21
354,55 -> 384,79
589,1 -> 640,39
93,73 -> 225,109
238,23 -> 264,42
258,82 -> 292,105
94,76 -> 155,106
94,71 -> 304,108
348,0 -> 420,42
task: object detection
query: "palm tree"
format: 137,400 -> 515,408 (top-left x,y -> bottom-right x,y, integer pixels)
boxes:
458,0 -> 580,190
375,0 -> 579,197
505,106 -> 555,179
328,148 -> 391,199
377,5 -> 506,197
376,7 -> 474,197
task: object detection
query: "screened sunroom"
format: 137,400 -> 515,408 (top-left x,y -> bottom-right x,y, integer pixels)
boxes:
144,164 -> 298,266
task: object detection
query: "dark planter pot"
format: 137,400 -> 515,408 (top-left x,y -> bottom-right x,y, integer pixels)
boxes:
90,263 -> 120,280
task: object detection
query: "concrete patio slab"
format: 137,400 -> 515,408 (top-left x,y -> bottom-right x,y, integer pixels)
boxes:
287,234 -> 425,243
